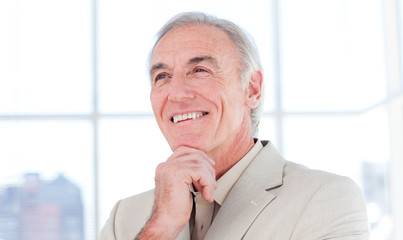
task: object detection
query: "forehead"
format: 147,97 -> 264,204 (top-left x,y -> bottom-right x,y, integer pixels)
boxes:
150,24 -> 238,66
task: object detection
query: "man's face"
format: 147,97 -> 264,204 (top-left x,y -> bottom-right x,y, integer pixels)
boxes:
150,24 -> 252,154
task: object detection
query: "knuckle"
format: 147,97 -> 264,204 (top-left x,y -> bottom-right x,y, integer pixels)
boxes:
155,162 -> 168,174
175,145 -> 188,153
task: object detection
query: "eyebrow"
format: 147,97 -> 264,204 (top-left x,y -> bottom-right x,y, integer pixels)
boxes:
149,63 -> 168,77
188,55 -> 219,67
149,55 -> 219,77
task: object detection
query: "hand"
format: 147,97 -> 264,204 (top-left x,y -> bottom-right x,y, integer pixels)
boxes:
135,146 -> 216,240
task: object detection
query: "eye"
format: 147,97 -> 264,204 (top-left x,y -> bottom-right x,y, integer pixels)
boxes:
194,68 -> 208,73
155,73 -> 168,82
191,67 -> 211,77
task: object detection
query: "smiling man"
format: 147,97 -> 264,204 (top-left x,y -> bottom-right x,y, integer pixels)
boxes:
100,12 -> 369,240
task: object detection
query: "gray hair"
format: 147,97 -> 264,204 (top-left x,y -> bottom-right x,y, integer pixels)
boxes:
149,12 -> 264,136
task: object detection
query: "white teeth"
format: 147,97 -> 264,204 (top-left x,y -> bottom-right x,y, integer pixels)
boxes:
173,112 -> 206,123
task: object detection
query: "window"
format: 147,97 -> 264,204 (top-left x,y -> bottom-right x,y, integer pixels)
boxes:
0,1 -> 401,239
279,1 -> 391,238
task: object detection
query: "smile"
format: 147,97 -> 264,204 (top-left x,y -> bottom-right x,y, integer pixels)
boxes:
171,112 -> 208,123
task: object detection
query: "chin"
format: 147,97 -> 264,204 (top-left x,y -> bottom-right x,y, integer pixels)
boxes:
168,136 -> 209,152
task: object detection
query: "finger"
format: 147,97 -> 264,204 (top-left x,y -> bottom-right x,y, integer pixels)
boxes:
171,146 -> 216,166
192,181 -> 215,203
193,181 -> 202,192
201,185 -> 215,203
192,171 -> 216,202
170,153 -> 216,181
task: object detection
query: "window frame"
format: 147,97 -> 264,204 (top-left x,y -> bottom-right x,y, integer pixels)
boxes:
0,0 -> 402,239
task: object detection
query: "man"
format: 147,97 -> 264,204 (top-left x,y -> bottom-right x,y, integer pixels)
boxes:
100,12 -> 369,240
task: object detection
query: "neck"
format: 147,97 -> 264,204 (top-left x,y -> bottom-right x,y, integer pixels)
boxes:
210,128 -> 255,180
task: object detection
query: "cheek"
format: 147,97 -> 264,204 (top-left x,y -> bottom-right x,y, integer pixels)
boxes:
222,88 -> 249,123
200,83 -> 243,112
150,91 -> 164,116
221,83 -> 246,105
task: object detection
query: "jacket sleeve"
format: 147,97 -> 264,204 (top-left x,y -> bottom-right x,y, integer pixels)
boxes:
99,200 -> 121,240
291,175 -> 369,240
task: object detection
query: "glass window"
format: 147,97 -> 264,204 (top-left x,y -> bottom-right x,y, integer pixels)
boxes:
0,0 -> 92,115
259,115 -> 278,146
283,110 -> 390,237
0,0 -> 401,239
283,111 -> 389,181
97,0 -> 276,113
279,0 -> 393,238
98,117 -> 171,224
280,0 -> 386,111
0,121 -> 94,240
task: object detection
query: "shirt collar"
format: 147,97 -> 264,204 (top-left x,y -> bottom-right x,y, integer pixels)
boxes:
213,139 -> 263,205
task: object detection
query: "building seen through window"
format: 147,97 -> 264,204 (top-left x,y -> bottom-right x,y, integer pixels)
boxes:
0,173 -> 84,240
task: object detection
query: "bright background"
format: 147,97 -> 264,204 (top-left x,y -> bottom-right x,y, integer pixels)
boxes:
0,0 -> 402,239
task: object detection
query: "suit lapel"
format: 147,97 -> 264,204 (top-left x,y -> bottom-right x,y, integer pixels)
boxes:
205,141 -> 285,240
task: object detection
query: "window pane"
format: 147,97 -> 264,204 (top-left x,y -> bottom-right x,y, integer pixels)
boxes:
98,0 -> 275,113
258,115 -> 278,146
283,110 -> 391,238
0,121 -> 94,240
280,0 -> 386,111
98,117 -> 171,227
0,0 -> 92,114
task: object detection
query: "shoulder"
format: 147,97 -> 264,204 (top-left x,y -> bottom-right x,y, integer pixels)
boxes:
283,160 -> 364,199
281,162 -> 369,238
252,141 -> 369,238
115,189 -> 155,223
284,160 -> 354,185
255,140 -> 361,192
119,189 -> 155,209
259,140 -> 363,194
100,189 -> 155,240
275,155 -> 366,210
286,163 -> 369,238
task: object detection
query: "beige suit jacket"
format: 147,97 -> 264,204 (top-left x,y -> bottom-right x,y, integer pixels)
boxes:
100,141 -> 369,240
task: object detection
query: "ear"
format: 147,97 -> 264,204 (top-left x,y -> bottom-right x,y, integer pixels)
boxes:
245,70 -> 263,108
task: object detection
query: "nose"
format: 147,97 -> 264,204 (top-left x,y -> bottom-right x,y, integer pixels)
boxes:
168,75 -> 195,102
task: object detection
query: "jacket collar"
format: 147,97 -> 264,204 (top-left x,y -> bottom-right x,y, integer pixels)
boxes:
204,140 -> 285,240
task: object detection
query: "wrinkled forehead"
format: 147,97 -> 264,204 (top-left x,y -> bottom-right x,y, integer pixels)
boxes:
149,24 -> 239,70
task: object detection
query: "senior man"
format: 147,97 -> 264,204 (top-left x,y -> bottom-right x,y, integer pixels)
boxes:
100,12 -> 369,240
